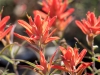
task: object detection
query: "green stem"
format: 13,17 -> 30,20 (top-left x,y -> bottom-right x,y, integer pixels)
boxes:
91,39 -> 96,73
10,46 -> 19,75
50,69 -> 58,75
12,58 -> 19,75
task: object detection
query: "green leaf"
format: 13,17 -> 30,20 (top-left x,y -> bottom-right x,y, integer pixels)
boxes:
94,69 -> 100,75
15,59 -> 40,70
87,66 -> 93,72
2,69 -> 9,75
50,69 -> 58,75
0,55 -> 14,64
94,53 -> 100,57
14,41 -> 26,57
7,73 -> 16,75
0,44 -> 14,55
92,57 -> 99,62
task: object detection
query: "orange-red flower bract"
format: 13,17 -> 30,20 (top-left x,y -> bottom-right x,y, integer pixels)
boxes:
75,11 -> 100,38
33,50 -> 57,74
0,15 -> 13,40
14,15 -> 59,46
18,50 -> 57,74
52,46 -> 92,74
34,0 -> 74,31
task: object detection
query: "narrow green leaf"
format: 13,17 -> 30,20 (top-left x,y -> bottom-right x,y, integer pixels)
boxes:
2,69 -> 9,75
0,55 -> 14,64
15,59 -> 40,70
14,41 -> 26,57
87,66 -> 93,72
94,53 -> 100,57
7,73 -> 16,75
94,69 -> 100,75
0,44 -> 14,55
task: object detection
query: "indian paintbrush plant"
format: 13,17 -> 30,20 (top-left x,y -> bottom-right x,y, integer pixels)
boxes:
1,0 -> 100,75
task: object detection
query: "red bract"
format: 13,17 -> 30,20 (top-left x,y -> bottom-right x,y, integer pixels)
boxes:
98,56 -> 100,61
34,0 -> 74,31
36,50 -> 57,74
75,11 -> 100,38
0,13 -> 13,40
52,46 -> 92,74
14,15 -> 59,46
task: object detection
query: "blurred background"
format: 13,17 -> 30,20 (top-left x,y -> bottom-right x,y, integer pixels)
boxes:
0,0 -> 100,75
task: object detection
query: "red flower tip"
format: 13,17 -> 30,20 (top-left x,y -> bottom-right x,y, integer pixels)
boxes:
75,11 -> 100,37
59,46 -> 88,72
33,0 -> 74,31
15,14 -> 59,47
0,15 -> 12,41
76,62 -> 92,75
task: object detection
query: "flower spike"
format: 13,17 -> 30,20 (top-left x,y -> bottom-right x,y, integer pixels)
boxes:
14,14 -> 59,47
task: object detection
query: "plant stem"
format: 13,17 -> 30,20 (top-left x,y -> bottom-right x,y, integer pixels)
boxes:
50,69 -> 58,75
12,58 -> 19,75
90,39 -> 96,73
92,43 -> 95,72
10,46 -> 19,75
86,35 -> 96,73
